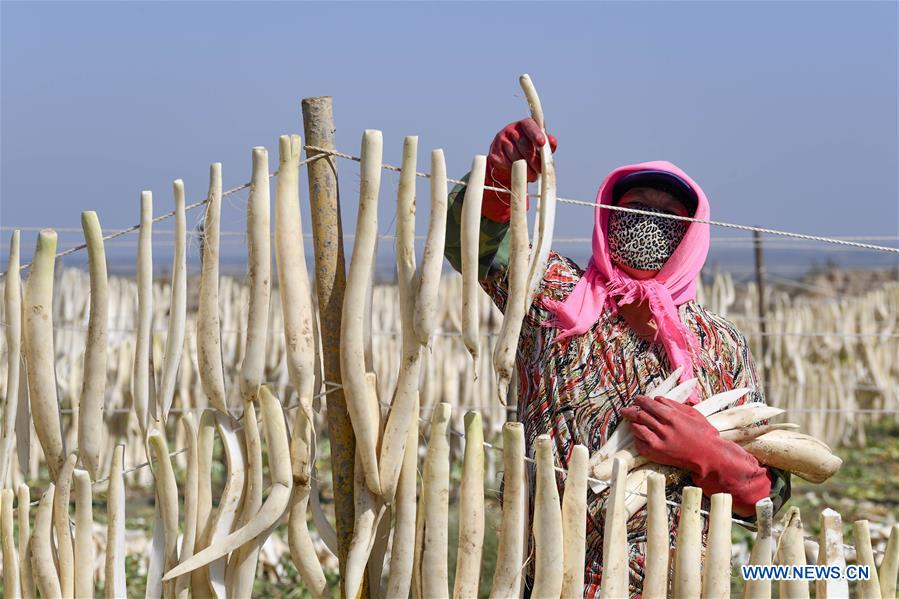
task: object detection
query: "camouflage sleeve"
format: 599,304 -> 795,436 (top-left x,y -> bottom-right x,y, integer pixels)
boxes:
444,175 -> 513,310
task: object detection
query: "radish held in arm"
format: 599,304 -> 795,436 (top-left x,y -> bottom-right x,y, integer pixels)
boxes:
17,484 -> 35,599
417,402 -> 452,598
239,147 -> 272,405
133,191 -> 153,436
31,483 -> 61,599
460,155 -> 486,365
378,136 -> 425,501
740,430 -> 842,483
453,411 -> 485,599
197,163 -> 228,414
73,469 -> 94,599
561,444 -> 588,599
341,129 -> 383,496
674,486 -> 702,599
532,435 -> 563,598
0,230 -> 22,488
1,488 -> 19,599
23,229 -> 66,478
490,422 -> 526,599
493,159 -> 529,405
163,386 -> 293,582
53,453 -> 77,599
158,181 -> 187,422
518,74 -> 557,307
600,457 -> 629,599
77,211 -> 108,479
643,472 -> 669,599
386,395 -> 420,599
412,149 -> 448,346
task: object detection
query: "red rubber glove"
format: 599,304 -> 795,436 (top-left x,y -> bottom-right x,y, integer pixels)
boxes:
482,118 -> 558,222
620,395 -> 773,517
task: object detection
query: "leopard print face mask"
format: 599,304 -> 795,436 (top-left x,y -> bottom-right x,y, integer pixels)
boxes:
607,207 -> 688,271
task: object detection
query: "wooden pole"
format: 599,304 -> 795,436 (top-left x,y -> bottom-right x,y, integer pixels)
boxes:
301,96 -> 357,594
753,230 -> 769,393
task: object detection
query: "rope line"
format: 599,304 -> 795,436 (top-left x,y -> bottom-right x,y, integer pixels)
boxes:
302,145 -> 899,255
3,144 -> 896,282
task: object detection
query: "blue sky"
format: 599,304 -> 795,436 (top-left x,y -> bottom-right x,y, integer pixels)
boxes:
1,1 -> 897,272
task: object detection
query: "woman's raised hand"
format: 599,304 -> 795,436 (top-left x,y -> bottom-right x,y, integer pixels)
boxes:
481,118 -> 558,223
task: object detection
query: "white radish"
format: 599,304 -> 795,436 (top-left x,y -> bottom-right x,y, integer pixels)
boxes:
813,507 -> 848,599
23,229 -> 66,478
701,492 -> 733,598
73,469 -> 95,599
879,524 -> 898,599
379,136 -> 425,501
776,507 -> 810,598
643,472 -> 669,599
105,445 -> 126,599
852,520 -> 882,598
493,160 -> 529,405
416,402 -> 451,597
0,231 -> 22,488
287,484 -> 329,599
532,434 -> 564,597
225,400 -> 264,599
53,453 -> 77,599
740,430 -> 842,483
31,483 -> 61,599
412,149 -> 448,346
239,147 -> 272,405
77,211 -> 108,479
385,395 -> 420,599
190,410 -> 216,596
197,163 -> 228,414
134,191 -> 153,436
453,411 -> 485,599
674,486 -> 702,598
275,134 -> 317,484
17,484 -> 35,599
147,430 -> 180,599
561,444 -> 588,599
163,386 -> 293,581
341,129 -> 383,496
0,488 -> 19,599
490,422 -> 527,599
460,154 -> 487,365
174,413 -> 199,599
519,74 -> 557,307
206,413 -> 246,598
158,180 -> 187,422
600,457 -> 630,599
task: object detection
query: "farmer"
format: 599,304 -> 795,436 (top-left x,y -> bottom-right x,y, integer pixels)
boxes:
444,118 -> 791,598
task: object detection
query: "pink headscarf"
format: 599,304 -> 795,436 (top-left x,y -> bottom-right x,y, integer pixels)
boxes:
542,160 -> 711,401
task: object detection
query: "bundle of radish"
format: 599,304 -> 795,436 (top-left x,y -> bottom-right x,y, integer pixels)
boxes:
588,368 -> 843,502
